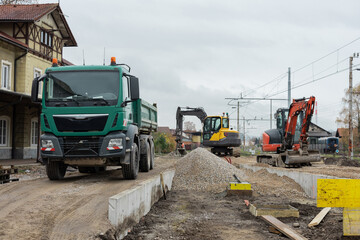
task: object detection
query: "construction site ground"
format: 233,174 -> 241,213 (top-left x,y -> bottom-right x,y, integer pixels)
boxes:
0,157 -> 175,240
1,149 -> 359,239
232,155 -> 360,179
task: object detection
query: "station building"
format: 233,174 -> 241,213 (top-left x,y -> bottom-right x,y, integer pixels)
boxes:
0,3 -> 77,159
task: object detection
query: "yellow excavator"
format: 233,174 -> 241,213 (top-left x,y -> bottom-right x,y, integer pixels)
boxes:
175,107 -> 241,155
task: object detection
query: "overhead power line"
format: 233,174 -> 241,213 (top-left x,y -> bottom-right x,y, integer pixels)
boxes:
293,36 -> 360,73
267,63 -> 360,98
239,36 -> 360,98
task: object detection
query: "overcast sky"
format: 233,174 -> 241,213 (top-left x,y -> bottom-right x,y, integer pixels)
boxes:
42,0 -> 360,138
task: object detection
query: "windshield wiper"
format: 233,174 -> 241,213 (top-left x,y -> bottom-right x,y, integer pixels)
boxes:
92,97 -> 109,106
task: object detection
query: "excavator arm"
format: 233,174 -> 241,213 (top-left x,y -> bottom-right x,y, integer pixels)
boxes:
175,107 -> 207,150
282,96 -> 316,151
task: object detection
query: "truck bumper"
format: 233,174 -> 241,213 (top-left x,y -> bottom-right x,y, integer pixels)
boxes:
40,132 -> 127,163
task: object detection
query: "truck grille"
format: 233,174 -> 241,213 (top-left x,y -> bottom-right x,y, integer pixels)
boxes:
60,136 -> 103,157
53,114 -> 108,132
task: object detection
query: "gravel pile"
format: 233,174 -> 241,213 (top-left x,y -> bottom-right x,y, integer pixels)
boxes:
172,148 -> 247,193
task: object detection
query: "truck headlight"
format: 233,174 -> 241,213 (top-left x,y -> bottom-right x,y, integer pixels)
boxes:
107,138 -> 123,150
41,140 -> 54,148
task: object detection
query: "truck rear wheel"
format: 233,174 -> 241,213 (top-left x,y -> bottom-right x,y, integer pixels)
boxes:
122,143 -> 139,179
140,141 -> 151,172
150,140 -> 155,170
46,161 -> 67,180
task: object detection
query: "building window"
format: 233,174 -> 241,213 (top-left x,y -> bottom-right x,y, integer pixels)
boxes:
31,118 -> 39,146
41,29 -> 53,48
0,117 -> 9,146
1,60 -> 11,90
34,68 -> 42,98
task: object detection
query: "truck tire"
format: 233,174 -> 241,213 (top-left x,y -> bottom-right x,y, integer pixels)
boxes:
140,141 -> 151,172
150,140 -> 155,170
122,143 -> 139,179
46,161 -> 67,180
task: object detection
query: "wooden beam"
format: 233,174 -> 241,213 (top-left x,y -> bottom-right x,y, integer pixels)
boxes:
260,215 -> 308,240
308,207 -> 331,227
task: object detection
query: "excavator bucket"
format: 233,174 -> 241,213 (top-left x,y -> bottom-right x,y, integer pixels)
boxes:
257,149 -> 321,167
275,149 -> 321,167
177,148 -> 187,156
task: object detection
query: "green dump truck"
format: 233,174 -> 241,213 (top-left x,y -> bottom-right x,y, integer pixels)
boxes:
31,58 -> 157,180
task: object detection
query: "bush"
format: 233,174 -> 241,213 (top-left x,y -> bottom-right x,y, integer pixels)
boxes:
152,132 -> 176,153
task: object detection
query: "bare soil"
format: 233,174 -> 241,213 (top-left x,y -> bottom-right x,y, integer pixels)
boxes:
1,151 -> 357,239
124,191 -> 347,240
0,156 -> 176,240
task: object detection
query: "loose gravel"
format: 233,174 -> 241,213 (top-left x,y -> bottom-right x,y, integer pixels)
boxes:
172,148 -> 247,193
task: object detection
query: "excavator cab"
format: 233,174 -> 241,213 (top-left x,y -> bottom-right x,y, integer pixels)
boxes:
203,114 -> 241,155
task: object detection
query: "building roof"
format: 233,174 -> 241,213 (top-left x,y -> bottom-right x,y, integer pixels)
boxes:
336,128 -> 359,138
0,30 -> 28,49
61,58 -> 74,66
0,4 -> 77,47
308,122 -> 332,137
0,3 -> 58,21
158,126 -> 172,135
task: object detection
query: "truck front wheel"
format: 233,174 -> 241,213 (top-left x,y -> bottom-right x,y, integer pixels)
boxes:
46,161 -> 67,180
140,141 -> 151,172
122,143 -> 139,179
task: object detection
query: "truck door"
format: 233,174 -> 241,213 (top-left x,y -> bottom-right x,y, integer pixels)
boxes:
122,75 -> 132,125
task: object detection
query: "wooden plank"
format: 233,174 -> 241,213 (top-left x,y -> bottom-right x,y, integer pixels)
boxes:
308,207 -> 331,227
317,179 -> 360,208
343,207 -> 360,236
160,173 -> 166,200
260,215 -> 308,240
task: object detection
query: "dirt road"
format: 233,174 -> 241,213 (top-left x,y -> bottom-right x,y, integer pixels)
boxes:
0,157 -> 175,240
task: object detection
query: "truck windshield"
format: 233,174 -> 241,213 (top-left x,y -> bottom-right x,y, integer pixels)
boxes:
45,70 -> 119,107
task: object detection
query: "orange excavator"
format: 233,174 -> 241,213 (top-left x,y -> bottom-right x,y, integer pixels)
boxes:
257,96 -> 321,167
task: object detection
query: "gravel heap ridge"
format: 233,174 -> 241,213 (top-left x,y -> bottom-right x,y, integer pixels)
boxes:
172,148 -> 247,193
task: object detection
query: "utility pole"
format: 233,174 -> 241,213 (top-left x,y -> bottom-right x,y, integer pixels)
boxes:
237,101 -> 240,132
270,99 -> 273,129
349,56 -> 354,160
288,67 -> 291,106
243,116 -> 245,150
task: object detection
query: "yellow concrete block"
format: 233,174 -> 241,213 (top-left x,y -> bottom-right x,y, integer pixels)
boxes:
344,208 -> 360,236
317,179 -> 360,208
229,182 -> 251,190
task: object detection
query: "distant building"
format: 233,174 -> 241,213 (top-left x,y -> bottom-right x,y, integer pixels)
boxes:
0,4 -> 77,159
336,127 -> 359,152
308,122 -> 332,145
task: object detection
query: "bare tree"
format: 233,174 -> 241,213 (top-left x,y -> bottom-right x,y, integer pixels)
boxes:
184,121 -> 196,138
0,0 -> 38,4
336,83 -> 360,153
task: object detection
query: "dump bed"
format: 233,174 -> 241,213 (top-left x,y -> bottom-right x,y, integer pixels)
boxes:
133,99 -> 158,133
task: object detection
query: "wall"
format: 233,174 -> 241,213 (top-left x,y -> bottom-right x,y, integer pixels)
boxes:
16,53 -> 51,95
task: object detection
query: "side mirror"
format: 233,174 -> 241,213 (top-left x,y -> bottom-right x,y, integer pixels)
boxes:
130,76 -> 139,100
31,77 -> 39,103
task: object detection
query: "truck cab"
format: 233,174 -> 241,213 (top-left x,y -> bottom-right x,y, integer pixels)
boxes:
31,58 -> 157,180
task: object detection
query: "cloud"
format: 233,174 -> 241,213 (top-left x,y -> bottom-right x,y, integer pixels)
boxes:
40,0 -> 360,137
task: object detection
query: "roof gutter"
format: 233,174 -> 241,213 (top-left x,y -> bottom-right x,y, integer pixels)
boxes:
0,35 -> 28,50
